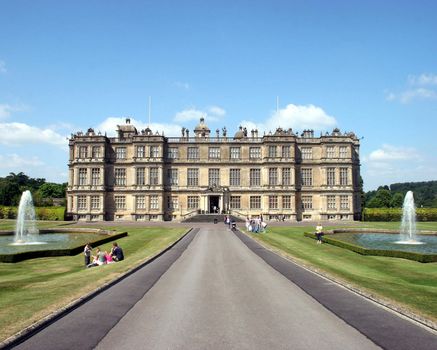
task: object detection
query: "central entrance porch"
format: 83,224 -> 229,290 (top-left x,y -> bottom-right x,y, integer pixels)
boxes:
209,195 -> 220,213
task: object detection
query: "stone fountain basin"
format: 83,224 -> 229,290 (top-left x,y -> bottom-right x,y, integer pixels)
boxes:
0,228 -> 127,263
305,229 -> 437,263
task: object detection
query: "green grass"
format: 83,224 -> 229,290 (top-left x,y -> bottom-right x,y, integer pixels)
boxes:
0,221 -> 187,342
0,219 -> 73,231
252,222 -> 437,323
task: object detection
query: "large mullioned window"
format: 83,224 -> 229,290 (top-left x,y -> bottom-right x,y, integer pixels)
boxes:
229,169 -> 240,186
301,168 -> 312,186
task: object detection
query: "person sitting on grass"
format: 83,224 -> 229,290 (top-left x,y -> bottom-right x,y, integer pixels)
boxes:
87,247 -> 106,268
105,251 -> 114,264
111,242 -> 124,262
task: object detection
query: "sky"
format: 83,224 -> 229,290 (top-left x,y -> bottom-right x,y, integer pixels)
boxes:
1,0 -> 437,191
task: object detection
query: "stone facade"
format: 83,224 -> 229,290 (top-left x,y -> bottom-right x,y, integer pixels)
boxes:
66,118 -> 361,222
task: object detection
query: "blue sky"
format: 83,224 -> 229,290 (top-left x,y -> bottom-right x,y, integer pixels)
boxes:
1,0 -> 437,191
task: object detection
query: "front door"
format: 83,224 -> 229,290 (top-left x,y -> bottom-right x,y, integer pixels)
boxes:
209,196 -> 219,213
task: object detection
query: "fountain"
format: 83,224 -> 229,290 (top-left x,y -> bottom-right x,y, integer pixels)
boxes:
12,190 -> 44,245
397,191 -> 424,245
0,190 -> 127,262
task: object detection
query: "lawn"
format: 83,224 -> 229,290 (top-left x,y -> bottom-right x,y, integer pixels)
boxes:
0,221 -> 187,342
250,222 -> 437,323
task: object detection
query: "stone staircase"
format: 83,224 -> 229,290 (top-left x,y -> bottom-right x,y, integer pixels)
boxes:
182,214 -> 244,223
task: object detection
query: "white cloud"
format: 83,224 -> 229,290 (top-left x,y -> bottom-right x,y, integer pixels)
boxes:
0,122 -> 67,147
173,106 -> 225,123
96,117 -> 182,137
0,154 -> 44,169
240,103 -> 337,134
361,144 -> 437,191
0,60 -> 6,74
0,104 -> 16,119
387,73 -> 437,103
366,144 -> 419,161
0,103 -> 28,120
208,106 -> 226,116
174,81 -> 190,90
408,73 -> 437,86
388,88 -> 437,104
174,109 -> 205,123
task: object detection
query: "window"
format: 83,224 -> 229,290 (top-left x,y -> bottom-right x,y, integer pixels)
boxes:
269,195 -> 278,209
167,196 -> 178,209
136,167 -> 145,185
91,196 -> 100,210
188,196 -> 199,209
136,195 -> 146,209
187,168 -> 199,186
150,146 -> 159,158
302,195 -> 313,210
282,168 -> 291,186
208,147 -> 220,159
250,196 -> 261,209
327,167 -> 336,186
282,146 -> 290,159
327,146 -> 335,158
230,196 -> 241,209
327,195 -> 336,210
91,168 -> 100,185
78,195 -> 87,210
229,169 -> 240,186
115,196 -> 126,210
79,146 -> 88,158
115,168 -> 126,186
136,146 -> 145,158
340,195 -> 349,210
301,168 -> 313,186
340,168 -> 348,186
149,167 -> 159,185
269,168 -> 278,186
339,146 -> 348,158
116,147 -> 126,160
282,195 -> 291,209
187,147 -> 199,160
249,147 -> 261,159
150,195 -> 159,210
268,145 -> 277,158
79,168 -> 87,185
208,168 -> 220,187
230,147 -> 241,160
301,147 -> 313,160
92,146 -> 101,158
167,147 -> 179,159
250,169 -> 261,186
168,168 -> 178,185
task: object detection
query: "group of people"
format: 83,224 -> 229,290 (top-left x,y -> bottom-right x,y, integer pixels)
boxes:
245,216 -> 267,233
84,242 -> 124,268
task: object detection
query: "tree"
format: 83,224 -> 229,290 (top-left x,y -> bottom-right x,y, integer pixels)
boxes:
368,188 -> 392,208
38,183 -> 66,198
390,192 -> 404,208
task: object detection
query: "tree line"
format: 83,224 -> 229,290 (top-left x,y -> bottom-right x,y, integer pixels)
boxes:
0,172 -> 67,207
364,181 -> 437,208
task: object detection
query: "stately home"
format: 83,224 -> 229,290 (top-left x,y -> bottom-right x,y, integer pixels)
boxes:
66,118 -> 361,222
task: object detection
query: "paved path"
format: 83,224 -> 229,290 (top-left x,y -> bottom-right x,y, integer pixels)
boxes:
9,226 -> 437,349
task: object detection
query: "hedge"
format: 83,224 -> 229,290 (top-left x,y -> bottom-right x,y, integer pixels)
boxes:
304,232 -> 437,263
0,206 -> 65,221
363,208 -> 437,222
